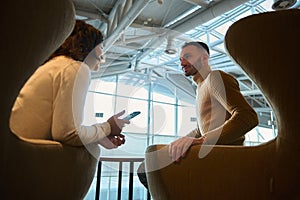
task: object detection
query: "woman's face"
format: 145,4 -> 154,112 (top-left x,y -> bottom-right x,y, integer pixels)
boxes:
87,45 -> 103,71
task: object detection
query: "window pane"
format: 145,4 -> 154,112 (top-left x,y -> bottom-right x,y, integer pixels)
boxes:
117,83 -> 148,101
90,76 -> 116,94
177,104 -> 197,136
152,78 -> 175,104
83,92 -> 115,125
117,73 -> 149,100
152,102 -> 175,135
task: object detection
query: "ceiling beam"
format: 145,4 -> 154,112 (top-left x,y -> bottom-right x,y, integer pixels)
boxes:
136,0 -> 249,63
103,0 -> 152,53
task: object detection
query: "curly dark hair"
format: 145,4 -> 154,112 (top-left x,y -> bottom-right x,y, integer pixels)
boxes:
48,20 -> 104,62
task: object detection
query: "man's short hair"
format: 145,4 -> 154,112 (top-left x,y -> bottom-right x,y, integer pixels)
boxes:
182,41 -> 210,55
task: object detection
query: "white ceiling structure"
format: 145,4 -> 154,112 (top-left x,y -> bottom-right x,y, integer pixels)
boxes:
73,0 -> 299,127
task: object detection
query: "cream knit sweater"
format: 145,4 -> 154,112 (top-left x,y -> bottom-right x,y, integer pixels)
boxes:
10,56 -> 110,146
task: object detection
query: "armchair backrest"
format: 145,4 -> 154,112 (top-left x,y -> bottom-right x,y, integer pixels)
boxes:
0,0 -> 75,189
0,0 -> 75,140
225,9 -> 300,143
225,9 -> 300,198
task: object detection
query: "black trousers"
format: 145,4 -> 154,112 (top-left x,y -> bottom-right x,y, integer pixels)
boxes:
137,161 -> 148,190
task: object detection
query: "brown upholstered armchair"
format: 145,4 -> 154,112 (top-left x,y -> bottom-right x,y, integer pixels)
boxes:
145,9 -> 300,200
0,1 -> 100,199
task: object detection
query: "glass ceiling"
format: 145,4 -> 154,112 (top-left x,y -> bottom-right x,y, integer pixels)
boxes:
142,0 -> 274,76
88,0 -> 282,134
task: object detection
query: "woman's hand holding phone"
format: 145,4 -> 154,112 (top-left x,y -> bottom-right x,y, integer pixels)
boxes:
107,110 -> 130,136
104,110 -> 140,149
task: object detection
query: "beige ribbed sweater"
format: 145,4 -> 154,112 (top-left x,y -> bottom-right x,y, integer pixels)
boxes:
187,70 -> 258,145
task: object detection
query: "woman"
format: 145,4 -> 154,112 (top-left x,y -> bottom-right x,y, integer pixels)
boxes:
9,20 -> 129,148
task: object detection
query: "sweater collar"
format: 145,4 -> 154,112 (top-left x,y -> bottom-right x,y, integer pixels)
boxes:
192,72 -> 203,84
192,67 -> 211,85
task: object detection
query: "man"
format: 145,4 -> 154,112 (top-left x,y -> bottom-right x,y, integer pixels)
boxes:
138,41 -> 258,189
168,41 -> 258,161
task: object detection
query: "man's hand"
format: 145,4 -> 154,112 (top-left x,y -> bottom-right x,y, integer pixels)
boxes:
107,110 -> 130,137
168,136 -> 206,162
99,135 -> 125,149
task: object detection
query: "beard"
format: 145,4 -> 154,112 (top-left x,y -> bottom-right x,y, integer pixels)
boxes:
183,64 -> 199,77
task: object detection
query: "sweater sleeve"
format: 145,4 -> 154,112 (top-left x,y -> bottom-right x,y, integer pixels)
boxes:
51,62 -> 111,146
186,127 -> 202,138
204,71 -> 258,145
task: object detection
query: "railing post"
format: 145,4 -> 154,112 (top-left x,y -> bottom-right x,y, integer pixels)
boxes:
95,157 -> 150,200
117,161 -> 123,200
95,161 -> 102,200
129,161 -> 134,200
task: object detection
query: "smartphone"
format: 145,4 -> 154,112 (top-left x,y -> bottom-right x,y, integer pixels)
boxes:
122,111 -> 141,120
